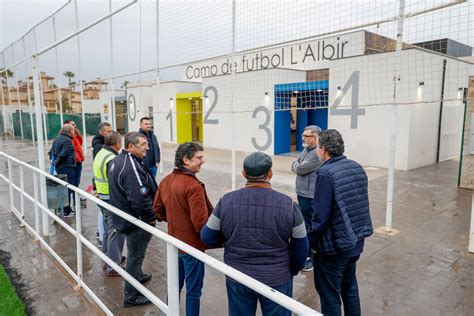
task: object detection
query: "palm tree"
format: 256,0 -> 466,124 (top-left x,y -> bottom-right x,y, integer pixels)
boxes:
63,71 -> 75,87
0,68 -> 14,84
121,80 -> 129,89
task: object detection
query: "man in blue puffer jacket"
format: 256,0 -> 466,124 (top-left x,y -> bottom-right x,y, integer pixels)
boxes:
308,129 -> 373,316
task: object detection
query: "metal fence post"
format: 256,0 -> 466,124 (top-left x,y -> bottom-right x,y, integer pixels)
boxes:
33,170 -> 41,237
7,159 -> 15,213
469,191 -> 474,253
75,191 -> 83,284
19,164 -> 25,223
32,54 -> 49,236
167,243 -> 180,315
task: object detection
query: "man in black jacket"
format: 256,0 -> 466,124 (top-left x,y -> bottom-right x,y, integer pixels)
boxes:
49,124 -> 76,216
108,131 -> 157,307
92,122 -> 113,160
138,117 -> 160,177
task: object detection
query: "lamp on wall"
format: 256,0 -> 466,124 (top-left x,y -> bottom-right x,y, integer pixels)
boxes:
264,92 -> 270,108
336,86 -> 342,97
169,97 -> 174,110
458,87 -> 464,100
204,95 -> 210,110
417,82 -> 424,102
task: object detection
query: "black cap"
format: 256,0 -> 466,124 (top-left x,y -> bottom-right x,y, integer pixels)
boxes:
243,152 -> 272,178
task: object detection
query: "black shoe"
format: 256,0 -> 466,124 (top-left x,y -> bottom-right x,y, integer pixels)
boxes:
139,272 -> 152,284
123,295 -> 152,308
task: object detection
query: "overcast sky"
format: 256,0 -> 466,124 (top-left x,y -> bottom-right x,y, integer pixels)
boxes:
1,0 -> 473,84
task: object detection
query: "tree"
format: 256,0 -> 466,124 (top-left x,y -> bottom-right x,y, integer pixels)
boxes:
121,80 -> 129,89
56,94 -> 72,113
63,71 -> 75,87
0,68 -> 14,84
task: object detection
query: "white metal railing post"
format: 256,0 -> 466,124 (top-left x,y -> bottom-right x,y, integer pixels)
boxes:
167,243 -> 180,315
23,37 -> 36,144
32,54 -> 49,236
385,0 -> 406,234
53,15 -> 64,125
230,0 -> 237,191
33,170 -> 41,237
74,0 -> 87,154
33,28 -> 49,150
19,164 -> 25,220
75,191 -> 83,284
7,159 -> 15,213
469,191 -> 474,253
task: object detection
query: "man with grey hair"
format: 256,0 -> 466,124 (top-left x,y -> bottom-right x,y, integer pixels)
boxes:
291,125 -> 322,272
108,131 -> 157,307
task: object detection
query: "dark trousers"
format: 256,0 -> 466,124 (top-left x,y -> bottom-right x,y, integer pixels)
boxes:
313,255 -> 361,316
123,227 -> 152,301
55,165 -> 75,213
100,202 -> 125,273
148,166 -> 157,178
226,278 -> 293,316
72,163 -> 82,187
297,195 -> 313,257
178,254 -> 205,316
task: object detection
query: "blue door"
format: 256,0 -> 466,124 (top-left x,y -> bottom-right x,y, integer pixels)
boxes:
274,80 -> 328,155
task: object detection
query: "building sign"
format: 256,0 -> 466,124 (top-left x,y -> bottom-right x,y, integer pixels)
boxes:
182,31 -> 366,80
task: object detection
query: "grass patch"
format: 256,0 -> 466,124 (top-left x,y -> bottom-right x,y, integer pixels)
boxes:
0,264 -> 26,316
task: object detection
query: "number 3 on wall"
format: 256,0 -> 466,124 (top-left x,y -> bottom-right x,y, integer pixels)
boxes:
252,106 -> 272,151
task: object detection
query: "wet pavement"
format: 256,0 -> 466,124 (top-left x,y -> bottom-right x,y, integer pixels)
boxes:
0,135 -> 473,315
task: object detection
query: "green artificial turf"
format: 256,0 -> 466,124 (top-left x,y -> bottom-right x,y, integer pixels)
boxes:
0,265 -> 26,316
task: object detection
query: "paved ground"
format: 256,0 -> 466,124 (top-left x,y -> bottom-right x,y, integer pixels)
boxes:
0,135 -> 473,315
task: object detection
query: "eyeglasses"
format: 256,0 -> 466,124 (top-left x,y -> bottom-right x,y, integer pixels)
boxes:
301,134 -> 315,138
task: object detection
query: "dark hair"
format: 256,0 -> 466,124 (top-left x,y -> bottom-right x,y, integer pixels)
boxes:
318,129 -> 345,157
64,119 -> 75,125
124,131 -> 146,149
105,131 -> 122,147
98,122 -> 112,133
140,117 -> 150,123
175,142 -> 203,169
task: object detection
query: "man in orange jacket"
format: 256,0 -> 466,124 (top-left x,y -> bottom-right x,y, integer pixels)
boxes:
153,142 -> 213,316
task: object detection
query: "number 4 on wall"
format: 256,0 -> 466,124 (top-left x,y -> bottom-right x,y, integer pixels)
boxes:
330,71 -> 365,129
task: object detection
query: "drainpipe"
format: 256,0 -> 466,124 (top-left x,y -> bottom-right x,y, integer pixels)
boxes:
436,59 -> 447,163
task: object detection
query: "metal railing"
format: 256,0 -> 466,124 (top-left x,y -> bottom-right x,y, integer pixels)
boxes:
0,150 -> 320,316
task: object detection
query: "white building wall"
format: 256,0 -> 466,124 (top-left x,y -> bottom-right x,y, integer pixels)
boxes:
154,81 -> 202,144
203,68 -> 306,155
127,82 -> 154,132
328,48 -> 473,170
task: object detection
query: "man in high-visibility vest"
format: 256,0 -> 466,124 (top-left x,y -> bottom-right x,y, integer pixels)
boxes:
93,131 -> 126,276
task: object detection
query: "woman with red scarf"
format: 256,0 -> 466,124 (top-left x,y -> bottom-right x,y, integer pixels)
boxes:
65,120 -> 85,206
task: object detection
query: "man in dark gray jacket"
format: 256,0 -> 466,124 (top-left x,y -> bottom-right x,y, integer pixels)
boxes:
291,125 -> 322,272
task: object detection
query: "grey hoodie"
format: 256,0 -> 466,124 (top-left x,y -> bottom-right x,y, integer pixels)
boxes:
291,146 -> 322,198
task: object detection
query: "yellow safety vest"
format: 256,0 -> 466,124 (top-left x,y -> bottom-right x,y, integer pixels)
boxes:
93,148 -> 116,197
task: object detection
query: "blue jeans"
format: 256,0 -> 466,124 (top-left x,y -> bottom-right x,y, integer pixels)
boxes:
313,255 -> 361,316
226,277 -> 293,316
297,195 -> 313,257
178,254 -> 205,316
124,227 -> 152,301
148,166 -> 157,178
